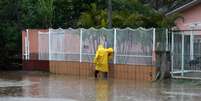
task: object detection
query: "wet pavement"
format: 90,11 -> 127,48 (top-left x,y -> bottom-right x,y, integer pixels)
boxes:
0,71 -> 201,101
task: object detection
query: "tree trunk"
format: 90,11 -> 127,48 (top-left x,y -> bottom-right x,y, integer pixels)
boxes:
108,0 -> 112,28
159,52 -> 167,80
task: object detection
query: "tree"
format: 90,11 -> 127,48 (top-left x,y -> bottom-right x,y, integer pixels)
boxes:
37,0 -> 54,28
77,3 -> 108,28
20,0 -> 39,28
20,0 -> 54,29
0,0 -> 21,65
52,0 -> 81,28
108,0 -> 112,28
112,0 -> 158,28
0,0 -> 189,68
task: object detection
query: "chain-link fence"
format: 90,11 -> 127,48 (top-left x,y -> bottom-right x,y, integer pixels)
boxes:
23,28 -> 170,66
81,28 -> 114,63
116,28 -> 154,65
171,30 -> 201,79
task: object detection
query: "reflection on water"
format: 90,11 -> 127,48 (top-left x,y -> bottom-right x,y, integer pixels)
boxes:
96,80 -> 109,101
0,71 -> 201,101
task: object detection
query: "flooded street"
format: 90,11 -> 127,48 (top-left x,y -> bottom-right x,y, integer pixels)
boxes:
0,71 -> 201,101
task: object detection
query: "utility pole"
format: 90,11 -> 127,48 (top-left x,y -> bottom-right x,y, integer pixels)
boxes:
108,0 -> 112,28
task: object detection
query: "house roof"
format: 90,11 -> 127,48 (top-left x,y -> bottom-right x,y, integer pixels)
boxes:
166,0 -> 201,16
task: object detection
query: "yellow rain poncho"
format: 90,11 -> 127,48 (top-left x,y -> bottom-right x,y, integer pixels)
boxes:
93,45 -> 114,72
106,48 -> 113,61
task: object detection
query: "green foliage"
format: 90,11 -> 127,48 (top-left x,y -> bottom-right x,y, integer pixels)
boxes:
77,0 -> 180,28
0,0 -> 21,64
52,0 -> 84,28
37,0 -> 54,28
20,0 -> 54,28
20,0 -> 39,28
0,0 -> 187,66
77,3 -> 108,28
0,22 -> 20,64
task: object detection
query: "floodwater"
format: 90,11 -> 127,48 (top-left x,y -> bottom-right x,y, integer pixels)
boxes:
0,71 -> 201,101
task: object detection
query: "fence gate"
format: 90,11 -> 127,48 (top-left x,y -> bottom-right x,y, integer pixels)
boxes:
38,31 -> 49,60
171,30 -> 201,79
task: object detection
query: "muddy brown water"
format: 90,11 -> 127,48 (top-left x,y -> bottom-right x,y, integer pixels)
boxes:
0,71 -> 201,101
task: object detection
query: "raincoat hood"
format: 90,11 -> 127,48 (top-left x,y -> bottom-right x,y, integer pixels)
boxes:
97,44 -> 104,50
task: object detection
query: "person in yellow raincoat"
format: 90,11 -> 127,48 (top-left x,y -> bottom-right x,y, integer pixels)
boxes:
93,44 -> 113,79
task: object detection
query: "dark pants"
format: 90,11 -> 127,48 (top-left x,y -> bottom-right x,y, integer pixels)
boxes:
95,70 -> 108,79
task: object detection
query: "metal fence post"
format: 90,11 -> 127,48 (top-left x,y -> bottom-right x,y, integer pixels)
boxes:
114,28 -> 117,64
24,30 -> 27,60
26,29 -> 30,60
48,28 -> 51,61
80,28 -> 83,63
166,29 -> 168,51
190,31 -> 194,60
171,31 -> 174,77
38,31 -> 40,60
152,28 -> 156,65
181,34 -> 184,77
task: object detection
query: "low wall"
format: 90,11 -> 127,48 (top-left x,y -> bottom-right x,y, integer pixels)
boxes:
49,61 -> 158,81
110,64 -> 157,81
49,61 -> 80,75
22,60 -> 49,71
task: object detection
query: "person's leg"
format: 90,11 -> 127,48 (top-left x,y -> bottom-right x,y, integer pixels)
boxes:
104,72 -> 108,79
95,70 -> 99,78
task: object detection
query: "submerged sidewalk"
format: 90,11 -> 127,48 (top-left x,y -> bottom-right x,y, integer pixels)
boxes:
0,71 -> 201,101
